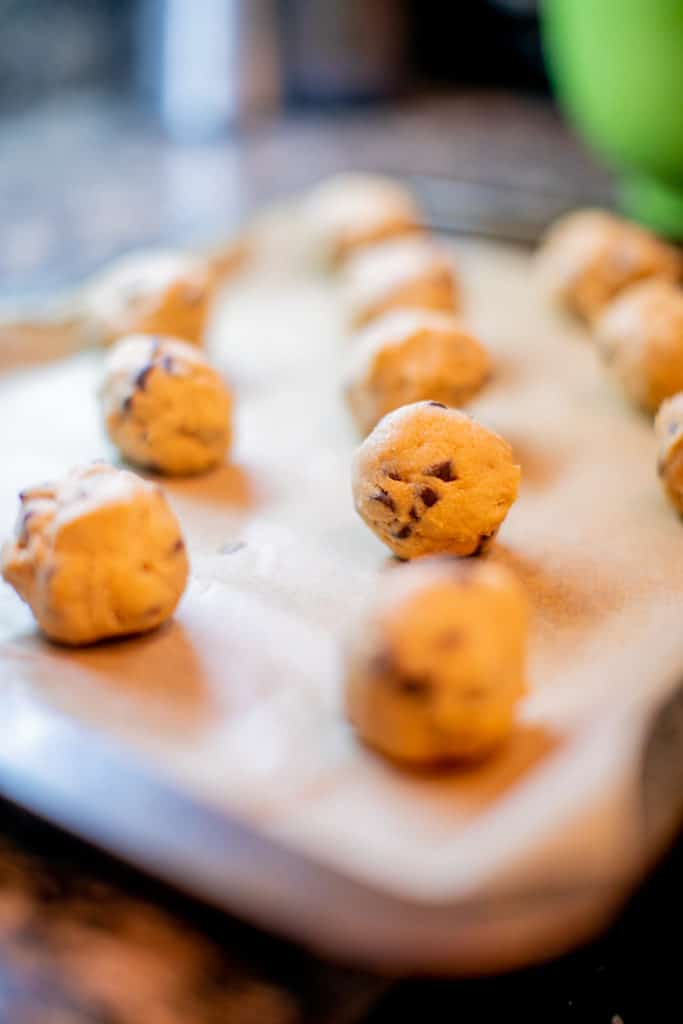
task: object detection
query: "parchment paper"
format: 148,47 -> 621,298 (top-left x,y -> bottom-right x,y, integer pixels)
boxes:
2,234 -> 682,904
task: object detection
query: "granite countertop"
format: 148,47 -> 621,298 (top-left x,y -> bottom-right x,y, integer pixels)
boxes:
4,89 -> 675,1024
0,802 -> 383,1024
0,87 -> 613,298
2,778 -> 682,1024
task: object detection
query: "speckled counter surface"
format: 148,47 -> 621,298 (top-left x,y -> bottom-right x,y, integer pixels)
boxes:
0,88 -> 612,297
0,802 -> 384,1024
3,790 -> 683,1024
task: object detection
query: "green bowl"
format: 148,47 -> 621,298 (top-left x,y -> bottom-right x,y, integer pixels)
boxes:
542,0 -> 683,239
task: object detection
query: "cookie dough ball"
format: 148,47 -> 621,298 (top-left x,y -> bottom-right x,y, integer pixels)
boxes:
304,173 -> 422,266
595,280 -> 683,412
84,252 -> 215,347
346,559 -> 528,765
1,463 -> 189,645
352,401 -> 520,559
655,393 -> 683,513
343,236 -> 460,328
345,309 -> 491,435
101,334 -> 232,476
537,209 -> 682,324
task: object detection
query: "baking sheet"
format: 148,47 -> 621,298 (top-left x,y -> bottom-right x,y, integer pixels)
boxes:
1,232 -> 683,911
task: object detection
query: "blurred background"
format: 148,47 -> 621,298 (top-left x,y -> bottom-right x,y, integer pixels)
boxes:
0,0 -> 616,296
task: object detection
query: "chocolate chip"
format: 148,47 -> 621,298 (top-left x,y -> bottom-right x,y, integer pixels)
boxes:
471,531 -> 495,556
409,505 -> 419,521
172,539 -> 185,553
134,363 -> 154,391
371,488 -> 396,512
428,401 -> 447,409
370,650 -> 395,676
219,540 -> 246,555
435,629 -> 463,650
394,525 -> 412,539
424,460 -> 457,482
18,509 -> 35,544
396,676 -> 431,697
19,483 -> 52,503
419,485 -> 439,507
385,470 -> 403,482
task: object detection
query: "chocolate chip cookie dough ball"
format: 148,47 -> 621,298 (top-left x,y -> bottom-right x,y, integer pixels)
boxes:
352,402 -> 520,559
1,464 -> 188,645
343,236 -> 460,328
345,559 -> 528,765
84,253 -> 215,347
101,334 -> 232,476
655,393 -> 683,513
304,173 -> 422,266
342,235 -> 458,327
537,209 -> 682,324
595,280 -> 683,413
345,309 -> 491,435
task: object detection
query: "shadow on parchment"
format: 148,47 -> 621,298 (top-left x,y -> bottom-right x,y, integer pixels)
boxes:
158,462 -> 259,509
299,721 -> 560,823
16,617 -> 213,738
392,722 -> 560,814
489,542 -> 624,637
379,540 -> 623,640
506,432 -> 567,491
484,351 -> 524,393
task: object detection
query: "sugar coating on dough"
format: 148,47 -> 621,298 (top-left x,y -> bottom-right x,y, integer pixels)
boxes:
101,333 -> 232,476
345,309 -> 491,434
304,173 -> 422,266
1,463 -> 189,645
342,236 -> 460,328
345,558 -> 528,765
84,252 -> 215,347
595,280 -> 683,413
655,392 -> 683,513
537,209 -> 682,324
352,401 -> 520,559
